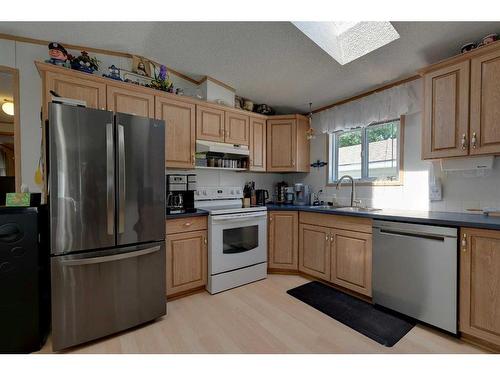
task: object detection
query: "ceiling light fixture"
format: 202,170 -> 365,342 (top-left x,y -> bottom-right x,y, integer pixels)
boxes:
2,100 -> 14,116
292,21 -> 400,65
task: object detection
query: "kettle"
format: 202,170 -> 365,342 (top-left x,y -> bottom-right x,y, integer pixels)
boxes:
255,189 -> 269,206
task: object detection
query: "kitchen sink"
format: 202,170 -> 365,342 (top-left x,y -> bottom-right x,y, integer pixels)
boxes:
334,206 -> 382,212
308,205 -> 348,210
308,205 -> 381,212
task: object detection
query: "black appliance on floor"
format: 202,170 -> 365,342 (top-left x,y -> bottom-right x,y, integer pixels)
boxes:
0,206 -> 50,353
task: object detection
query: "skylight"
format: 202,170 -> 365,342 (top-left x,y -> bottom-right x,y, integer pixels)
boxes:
292,22 -> 400,65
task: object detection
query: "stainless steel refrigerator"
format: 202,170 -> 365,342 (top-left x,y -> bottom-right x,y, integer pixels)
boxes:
47,103 -> 166,351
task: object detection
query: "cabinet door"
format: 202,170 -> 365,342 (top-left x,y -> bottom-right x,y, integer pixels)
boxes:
45,71 -> 106,117
196,105 -> 225,142
422,61 -> 470,159
267,119 -> 296,171
107,85 -> 155,118
298,224 -> 330,280
470,49 -> 500,155
225,111 -> 249,145
166,230 -> 208,297
156,96 -> 196,169
268,211 -> 298,270
249,117 -> 266,171
331,229 -> 372,297
460,228 -> 500,346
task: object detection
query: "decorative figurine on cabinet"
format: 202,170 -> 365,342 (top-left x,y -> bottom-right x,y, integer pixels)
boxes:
70,51 -> 100,74
103,64 -> 122,81
45,42 -> 71,68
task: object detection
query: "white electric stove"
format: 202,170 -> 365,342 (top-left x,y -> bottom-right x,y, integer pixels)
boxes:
195,187 -> 267,294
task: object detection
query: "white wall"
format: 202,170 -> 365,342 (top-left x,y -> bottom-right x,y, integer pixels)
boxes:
285,111 -> 500,212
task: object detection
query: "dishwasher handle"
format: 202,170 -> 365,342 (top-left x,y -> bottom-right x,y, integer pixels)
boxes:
377,228 -> 446,242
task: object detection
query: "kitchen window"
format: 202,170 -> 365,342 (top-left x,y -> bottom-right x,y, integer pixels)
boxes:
328,117 -> 404,185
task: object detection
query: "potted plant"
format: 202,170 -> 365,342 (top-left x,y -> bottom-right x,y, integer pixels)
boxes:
150,65 -> 174,92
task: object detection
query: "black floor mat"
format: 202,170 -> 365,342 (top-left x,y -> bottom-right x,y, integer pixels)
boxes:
287,281 -> 416,347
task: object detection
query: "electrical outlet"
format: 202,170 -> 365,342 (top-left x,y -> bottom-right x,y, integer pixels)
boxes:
429,178 -> 442,201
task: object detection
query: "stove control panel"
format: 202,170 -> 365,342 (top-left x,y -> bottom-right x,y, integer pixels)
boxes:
195,187 -> 243,201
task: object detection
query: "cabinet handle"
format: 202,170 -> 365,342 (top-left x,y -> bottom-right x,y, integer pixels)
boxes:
184,222 -> 192,226
204,237 -> 208,245
325,234 -> 329,241
471,132 -> 477,149
461,233 -> 467,252
330,234 -> 334,242
269,217 -> 273,222
461,134 -> 467,150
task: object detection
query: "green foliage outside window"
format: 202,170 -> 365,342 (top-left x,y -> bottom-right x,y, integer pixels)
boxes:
338,122 -> 398,147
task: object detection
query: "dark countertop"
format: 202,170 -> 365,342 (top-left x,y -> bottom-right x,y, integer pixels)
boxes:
166,209 -> 208,220
266,204 -> 500,230
0,206 -> 41,214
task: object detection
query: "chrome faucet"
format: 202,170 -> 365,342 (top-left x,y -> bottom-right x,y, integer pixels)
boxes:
336,175 -> 357,207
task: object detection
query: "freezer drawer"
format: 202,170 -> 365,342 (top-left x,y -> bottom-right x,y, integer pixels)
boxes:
50,242 -> 166,351
372,220 -> 458,333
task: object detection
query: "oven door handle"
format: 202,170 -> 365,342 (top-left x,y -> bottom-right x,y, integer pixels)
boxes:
211,212 -> 267,221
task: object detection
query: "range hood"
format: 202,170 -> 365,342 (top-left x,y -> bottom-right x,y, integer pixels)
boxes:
196,140 -> 249,156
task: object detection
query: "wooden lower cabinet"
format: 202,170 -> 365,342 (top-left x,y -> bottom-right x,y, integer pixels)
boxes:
298,212 -> 373,296
331,229 -> 372,297
298,224 -> 330,280
166,217 -> 208,297
268,211 -> 298,270
460,227 -> 500,347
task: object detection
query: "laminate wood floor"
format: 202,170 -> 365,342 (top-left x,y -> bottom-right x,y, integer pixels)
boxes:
39,275 -> 486,354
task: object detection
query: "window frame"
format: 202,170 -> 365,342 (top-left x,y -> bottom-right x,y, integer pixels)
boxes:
327,115 -> 405,186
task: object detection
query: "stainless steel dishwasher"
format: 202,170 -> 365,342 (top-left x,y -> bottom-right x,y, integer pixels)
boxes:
372,220 -> 458,333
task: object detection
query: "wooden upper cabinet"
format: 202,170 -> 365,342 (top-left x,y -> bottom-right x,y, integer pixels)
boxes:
156,96 -> 196,169
298,224 -> 330,281
330,229 -> 372,297
268,211 -> 298,270
44,71 -> 106,117
225,111 -> 249,145
422,61 -> 470,159
107,85 -> 154,118
249,116 -> 266,171
470,48 -> 500,155
267,115 -> 310,172
267,118 -> 296,171
196,105 -> 225,142
460,228 -> 500,347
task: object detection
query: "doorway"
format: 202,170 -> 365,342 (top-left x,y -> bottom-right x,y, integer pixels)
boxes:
0,65 -> 21,198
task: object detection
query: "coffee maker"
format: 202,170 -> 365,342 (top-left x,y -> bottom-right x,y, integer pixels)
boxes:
293,183 -> 311,206
166,174 -> 196,214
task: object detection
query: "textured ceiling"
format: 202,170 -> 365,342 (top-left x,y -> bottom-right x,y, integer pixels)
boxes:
0,21 -> 499,113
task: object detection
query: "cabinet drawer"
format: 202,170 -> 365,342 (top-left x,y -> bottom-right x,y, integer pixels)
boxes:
299,212 -> 372,234
166,216 -> 208,235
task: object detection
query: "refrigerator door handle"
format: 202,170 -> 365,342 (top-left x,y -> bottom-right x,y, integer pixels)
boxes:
106,123 -> 115,235
118,124 -> 126,234
60,245 -> 161,266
